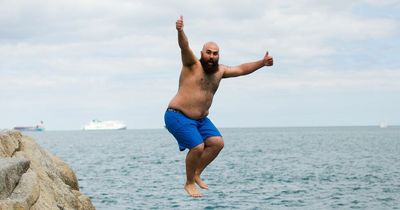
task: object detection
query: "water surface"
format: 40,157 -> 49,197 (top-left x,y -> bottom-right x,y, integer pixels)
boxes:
28,126 -> 400,209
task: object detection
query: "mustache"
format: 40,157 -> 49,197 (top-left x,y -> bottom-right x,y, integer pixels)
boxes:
200,57 -> 217,64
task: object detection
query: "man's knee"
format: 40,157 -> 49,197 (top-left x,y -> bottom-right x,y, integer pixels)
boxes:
206,136 -> 224,150
216,137 -> 224,150
190,143 -> 205,155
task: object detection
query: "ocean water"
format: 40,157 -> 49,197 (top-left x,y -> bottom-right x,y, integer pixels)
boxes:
27,126 -> 399,210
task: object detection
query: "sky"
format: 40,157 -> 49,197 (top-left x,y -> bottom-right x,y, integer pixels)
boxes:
1,0 -> 399,130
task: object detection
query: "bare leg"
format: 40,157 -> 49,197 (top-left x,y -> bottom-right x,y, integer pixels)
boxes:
195,136 -> 224,189
184,143 -> 204,197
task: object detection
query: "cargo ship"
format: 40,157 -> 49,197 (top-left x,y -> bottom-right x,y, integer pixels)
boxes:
13,121 -> 45,132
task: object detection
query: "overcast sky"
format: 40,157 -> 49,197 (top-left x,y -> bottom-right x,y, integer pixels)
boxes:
1,0 -> 399,130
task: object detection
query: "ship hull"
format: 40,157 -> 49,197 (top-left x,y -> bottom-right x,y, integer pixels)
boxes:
13,127 -> 45,132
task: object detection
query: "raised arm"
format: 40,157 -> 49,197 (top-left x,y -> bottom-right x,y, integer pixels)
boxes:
176,16 -> 197,67
222,51 -> 273,78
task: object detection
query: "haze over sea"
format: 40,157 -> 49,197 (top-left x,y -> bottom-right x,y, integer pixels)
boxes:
27,126 -> 399,210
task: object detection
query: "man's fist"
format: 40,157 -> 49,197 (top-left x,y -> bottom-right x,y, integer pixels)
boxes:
176,15 -> 184,32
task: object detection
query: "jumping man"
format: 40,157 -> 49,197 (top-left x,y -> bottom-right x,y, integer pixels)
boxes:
164,16 -> 274,197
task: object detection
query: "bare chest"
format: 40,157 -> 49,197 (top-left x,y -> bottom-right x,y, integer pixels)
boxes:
197,74 -> 221,93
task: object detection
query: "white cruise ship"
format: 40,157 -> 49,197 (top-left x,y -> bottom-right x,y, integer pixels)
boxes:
379,122 -> 388,128
82,120 -> 127,130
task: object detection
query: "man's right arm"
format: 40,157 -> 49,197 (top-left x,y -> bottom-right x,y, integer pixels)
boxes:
176,16 -> 197,67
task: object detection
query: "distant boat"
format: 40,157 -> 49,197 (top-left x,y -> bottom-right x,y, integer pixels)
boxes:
379,122 -> 388,128
82,120 -> 127,130
14,121 -> 45,132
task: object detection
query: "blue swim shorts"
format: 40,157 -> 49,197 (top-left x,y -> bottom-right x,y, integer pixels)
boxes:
164,108 -> 222,151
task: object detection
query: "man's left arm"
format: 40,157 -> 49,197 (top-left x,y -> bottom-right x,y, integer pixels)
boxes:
222,51 -> 273,78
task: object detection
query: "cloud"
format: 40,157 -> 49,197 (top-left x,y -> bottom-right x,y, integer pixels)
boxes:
1,0 -> 397,69
0,0 -> 399,129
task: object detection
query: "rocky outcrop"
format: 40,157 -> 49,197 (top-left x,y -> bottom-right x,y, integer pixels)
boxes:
0,130 -> 95,210
0,158 -> 31,200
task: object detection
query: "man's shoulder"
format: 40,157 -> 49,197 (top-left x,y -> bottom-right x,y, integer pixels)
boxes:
218,64 -> 228,69
218,64 -> 230,73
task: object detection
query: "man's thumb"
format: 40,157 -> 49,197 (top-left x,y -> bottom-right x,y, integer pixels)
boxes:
265,51 -> 269,57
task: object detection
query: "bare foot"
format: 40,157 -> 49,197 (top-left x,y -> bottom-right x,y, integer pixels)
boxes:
195,176 -> 209,190
184,183 -> 202,197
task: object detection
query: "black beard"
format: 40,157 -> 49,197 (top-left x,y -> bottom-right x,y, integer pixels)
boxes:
200,58 -> 219,74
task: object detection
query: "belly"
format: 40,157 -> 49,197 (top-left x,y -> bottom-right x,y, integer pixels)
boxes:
168,90 -> 214,119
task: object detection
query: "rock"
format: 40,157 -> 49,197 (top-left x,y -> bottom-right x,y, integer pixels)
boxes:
15,134 -> 80,191
0,130 -> 95,210
0,158 -> 30,199
0,169 -> 40,210
0,131 -> 22,157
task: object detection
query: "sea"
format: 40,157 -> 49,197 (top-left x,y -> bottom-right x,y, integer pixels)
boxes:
26,126 -> 399,210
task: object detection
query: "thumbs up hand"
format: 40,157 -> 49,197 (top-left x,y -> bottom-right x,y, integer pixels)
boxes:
263,51 -> 273,66
176,15 -> 184,32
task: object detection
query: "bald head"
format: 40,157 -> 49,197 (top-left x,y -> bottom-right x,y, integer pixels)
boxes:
202,41 -> 219,52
